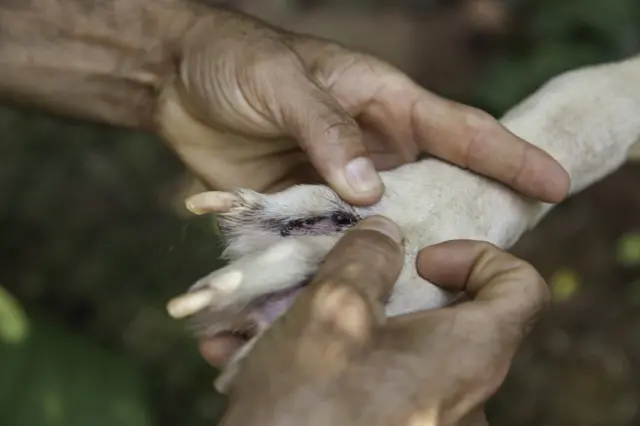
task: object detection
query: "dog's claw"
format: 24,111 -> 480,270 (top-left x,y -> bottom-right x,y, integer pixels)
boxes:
185,191 -> 240,215
168,269 -> 246,319
167,288 -> 216,319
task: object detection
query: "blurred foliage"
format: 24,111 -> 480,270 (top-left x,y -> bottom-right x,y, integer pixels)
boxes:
0,0 -> 639,425
617,232 -> 640,267
0,301 -> 150,426
470,0 -> 640,115
0,286 -> 29,345
0,109 -> 228,426
549,268 -> 581,303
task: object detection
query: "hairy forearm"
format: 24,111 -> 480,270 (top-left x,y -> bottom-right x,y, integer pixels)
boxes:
0,0 -> 209,130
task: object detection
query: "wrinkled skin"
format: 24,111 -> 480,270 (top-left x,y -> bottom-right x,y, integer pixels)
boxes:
153,8 -> 567,378
155,9 -> 569,207
214,217 -> 550,426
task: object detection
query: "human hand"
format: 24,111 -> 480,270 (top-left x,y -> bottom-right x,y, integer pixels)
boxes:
155,9 -> 569,207
207,216 -> 550,426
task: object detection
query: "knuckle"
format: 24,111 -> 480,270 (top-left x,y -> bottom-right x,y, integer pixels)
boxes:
474,240 -> 501,253
464,107 -> 499,133
307,47 -> 357,82
492,251 -> 552,312
521,263 -> 552,308
311,281 -> 371,340
339,261 -> 367,281
312,280 -> 366,316
475,241 -> 533,279
460,107 -> 502,157
295,98 -> 363,158
240,40 -> 299,73
319,114 -> 360,144
501,254 -> 537,280
315,231 -> 402,293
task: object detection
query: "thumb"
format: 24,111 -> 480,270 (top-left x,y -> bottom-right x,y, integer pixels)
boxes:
276,74 -> 384,205
416,240 -> 551,345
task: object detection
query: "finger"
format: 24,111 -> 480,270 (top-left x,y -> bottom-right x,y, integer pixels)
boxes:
360,119 -> 412,170
293,217 -> 404,345
310,216 -> 404,302
371,78 -> 571,203
265,160 -> 325,193
199,335 -> 245,369
416,240 -> 551,343
275,74 -> 384,205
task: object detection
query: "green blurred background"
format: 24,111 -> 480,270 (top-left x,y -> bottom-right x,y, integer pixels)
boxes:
1,0 -> 639,425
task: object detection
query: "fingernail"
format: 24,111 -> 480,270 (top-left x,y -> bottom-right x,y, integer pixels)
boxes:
344,157 -> 383,194
356,216 -> 403,244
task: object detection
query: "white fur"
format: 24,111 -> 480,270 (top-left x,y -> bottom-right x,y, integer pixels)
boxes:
171,54 -> 640,392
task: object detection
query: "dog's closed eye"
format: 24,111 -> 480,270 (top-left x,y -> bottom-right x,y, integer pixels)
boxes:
280,211 -> 361,236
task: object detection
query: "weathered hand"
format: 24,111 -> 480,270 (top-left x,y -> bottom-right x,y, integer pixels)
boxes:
155,9 -> 569,206
207,216 -> 549,426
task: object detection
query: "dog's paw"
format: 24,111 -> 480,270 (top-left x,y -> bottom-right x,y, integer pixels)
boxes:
186,185 -> 362,260
167,234 -> 340,337
167,184 -> 360,337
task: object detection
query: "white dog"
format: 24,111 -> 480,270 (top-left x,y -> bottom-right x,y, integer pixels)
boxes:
167,54 -> 640,392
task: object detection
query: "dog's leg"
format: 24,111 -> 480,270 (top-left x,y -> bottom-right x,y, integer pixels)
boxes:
168,55 -> 640,391
171,54 -> 640,316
